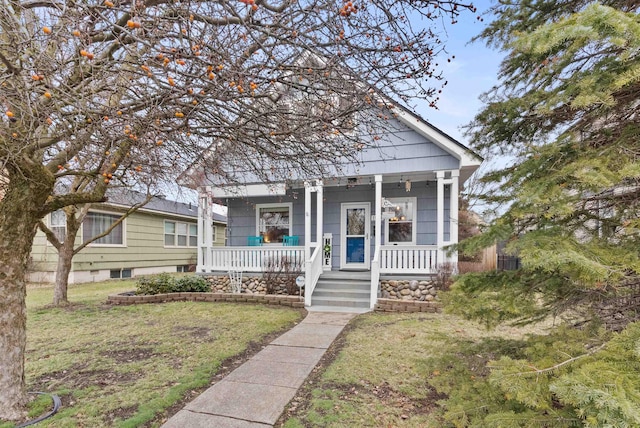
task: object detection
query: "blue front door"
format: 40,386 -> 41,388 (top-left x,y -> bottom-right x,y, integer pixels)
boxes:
340,202 -> 370,269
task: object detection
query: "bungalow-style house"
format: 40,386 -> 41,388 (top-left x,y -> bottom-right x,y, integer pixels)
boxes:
190,105 -> 481,311
29,191 -> 227,284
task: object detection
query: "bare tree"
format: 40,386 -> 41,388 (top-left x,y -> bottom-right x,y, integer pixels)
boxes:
37,188 -> 153,306
0,0 -> 477,419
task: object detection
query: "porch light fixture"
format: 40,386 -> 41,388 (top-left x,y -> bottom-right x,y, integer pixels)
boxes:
405,179 -> 411,192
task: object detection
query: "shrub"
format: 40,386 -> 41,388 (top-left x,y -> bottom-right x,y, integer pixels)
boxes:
174,275 -> 210,292
135,274 -> 210,295
136,273 -> 175,295
435,262 -> 455,291
263,255 -> 301,295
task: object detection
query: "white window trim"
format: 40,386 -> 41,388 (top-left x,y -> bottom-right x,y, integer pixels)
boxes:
212,225 -> 217,243
385,197 -> 417,245
164,220 -> 198,248
83,209 -> 127,248
255,202 -> 293,245
47,210 -> 67,246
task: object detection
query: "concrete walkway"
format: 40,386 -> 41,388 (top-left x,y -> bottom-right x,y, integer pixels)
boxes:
162,311 -> 355,428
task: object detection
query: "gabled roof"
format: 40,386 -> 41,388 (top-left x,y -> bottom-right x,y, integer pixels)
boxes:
179,58 -> 482,192
394,103 -> 482,167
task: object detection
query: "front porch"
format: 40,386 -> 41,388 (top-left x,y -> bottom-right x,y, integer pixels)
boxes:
197,171 -> 460,310
200,269 -> 443,313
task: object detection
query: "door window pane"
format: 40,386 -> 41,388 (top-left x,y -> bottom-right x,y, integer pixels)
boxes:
346,237 -> 365,263
346,208 -> 365,235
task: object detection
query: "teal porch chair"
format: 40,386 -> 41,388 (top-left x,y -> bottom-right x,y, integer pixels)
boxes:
282,235 -> 299,246
248,236 -> 263,246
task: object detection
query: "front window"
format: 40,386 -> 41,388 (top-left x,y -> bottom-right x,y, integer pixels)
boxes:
164,220 -> 197,247
256,203 -> 292,244
50,210 -> 66,243
386,197 -> 417,245
83,212 -> 124,245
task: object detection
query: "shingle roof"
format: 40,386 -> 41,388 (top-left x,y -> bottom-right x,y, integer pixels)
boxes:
104,189 -> 226,223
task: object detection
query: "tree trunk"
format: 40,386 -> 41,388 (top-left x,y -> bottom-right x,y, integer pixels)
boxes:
0,170 -> 54,421
53,245 -> 73,306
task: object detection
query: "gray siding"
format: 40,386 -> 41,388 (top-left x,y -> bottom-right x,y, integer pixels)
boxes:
343,120 -> 460,176
226,181 -> 451,268
209,117 -> 461,185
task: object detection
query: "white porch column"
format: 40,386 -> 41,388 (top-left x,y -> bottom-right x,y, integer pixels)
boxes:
374,175 -> 382,251
316,180 -> 323,247
304,182 -> 312,262
371,174 -> 383,309
449,170 -> 460,266
198,187 -> 213,272
436,171 -> 445,265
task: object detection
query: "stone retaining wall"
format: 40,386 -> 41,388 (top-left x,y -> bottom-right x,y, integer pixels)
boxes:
106,292 -> 304,308
380,279 -> 439,302
107,275 -> 441,313
204,274 -> 302,296
204,275 -> 440,302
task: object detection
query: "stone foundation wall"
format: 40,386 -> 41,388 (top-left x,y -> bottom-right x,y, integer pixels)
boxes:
204,274 -> 303,296
380,279 -> 439,302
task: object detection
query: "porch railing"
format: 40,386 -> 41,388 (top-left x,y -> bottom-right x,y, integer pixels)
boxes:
304,245 -> 323,306
379,245 -> 439,274
204,246 -> 304,272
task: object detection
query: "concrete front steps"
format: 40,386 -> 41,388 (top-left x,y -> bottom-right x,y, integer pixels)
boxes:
309,271 -> 371,313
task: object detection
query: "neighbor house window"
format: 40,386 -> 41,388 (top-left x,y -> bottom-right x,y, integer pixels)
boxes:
386,197 -> 417,245
110,268 -> 132,279
165,220 -> 197,247
50,210 -> 66,243
83,211 -> 124,245
256,203 -> 292,244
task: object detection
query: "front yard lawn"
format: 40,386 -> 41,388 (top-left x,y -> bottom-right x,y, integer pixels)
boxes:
279,311 -> 551,427
1,280 -> 303,428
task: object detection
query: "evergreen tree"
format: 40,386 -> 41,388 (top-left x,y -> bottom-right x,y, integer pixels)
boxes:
451,1 -> 640,328
440,2 -> 640,426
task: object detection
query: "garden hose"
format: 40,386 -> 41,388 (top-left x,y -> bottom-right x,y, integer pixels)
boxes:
15,392 -> 61,427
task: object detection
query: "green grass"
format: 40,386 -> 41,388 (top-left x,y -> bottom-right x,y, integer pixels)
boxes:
2,280 -> 303,428
281,312 -> 551,427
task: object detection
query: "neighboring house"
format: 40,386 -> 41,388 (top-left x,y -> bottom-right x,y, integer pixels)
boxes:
188,104 -> 482,311
29,191 -> 227,284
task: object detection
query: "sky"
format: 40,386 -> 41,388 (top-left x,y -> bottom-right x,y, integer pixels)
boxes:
416,0 -> 502,145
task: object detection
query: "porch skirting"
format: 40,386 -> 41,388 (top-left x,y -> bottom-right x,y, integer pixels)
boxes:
201,274 -> 442,303
203,273 -> 303,296
380,278 -> 439,301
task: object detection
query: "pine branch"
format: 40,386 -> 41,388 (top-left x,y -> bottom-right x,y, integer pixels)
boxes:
491,343 -> 606,376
